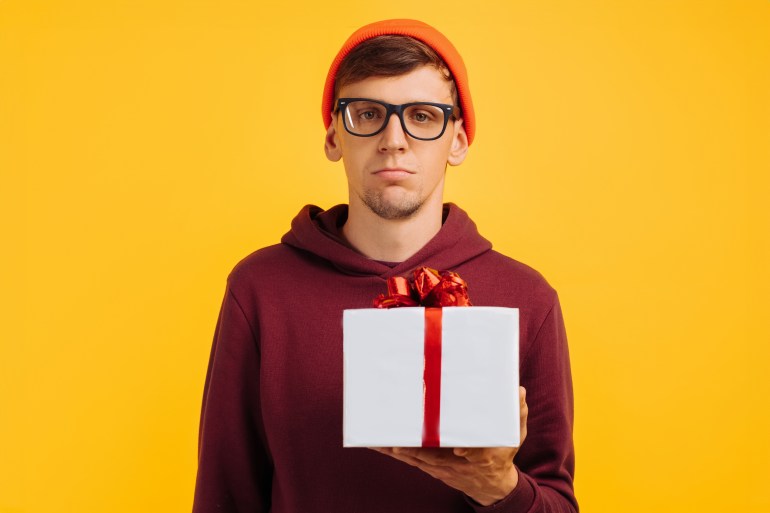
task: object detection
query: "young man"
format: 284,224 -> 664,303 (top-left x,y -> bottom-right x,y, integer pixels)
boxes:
193,19 -> 577,513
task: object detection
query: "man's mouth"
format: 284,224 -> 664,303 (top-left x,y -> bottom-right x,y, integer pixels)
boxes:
373,168 -> 415,179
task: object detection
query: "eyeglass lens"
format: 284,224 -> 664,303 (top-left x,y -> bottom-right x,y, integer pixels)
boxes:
343,101 -> 447,139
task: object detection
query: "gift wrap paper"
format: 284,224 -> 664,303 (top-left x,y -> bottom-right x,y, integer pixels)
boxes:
343,307 -> 519,447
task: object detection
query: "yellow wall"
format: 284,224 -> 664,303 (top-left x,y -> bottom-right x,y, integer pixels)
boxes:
3,1 -> 769,512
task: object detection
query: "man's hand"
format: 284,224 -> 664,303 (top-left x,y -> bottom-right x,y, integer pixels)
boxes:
371,386 -> 528,507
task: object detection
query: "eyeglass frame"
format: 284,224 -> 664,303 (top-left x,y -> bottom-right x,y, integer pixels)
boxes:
335,98 -> 460,141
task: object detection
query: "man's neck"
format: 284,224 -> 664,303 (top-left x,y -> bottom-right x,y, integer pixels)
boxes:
341,197 -> 444,263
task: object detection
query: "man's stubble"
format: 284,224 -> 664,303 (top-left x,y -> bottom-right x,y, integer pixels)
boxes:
360,186 -> 424,220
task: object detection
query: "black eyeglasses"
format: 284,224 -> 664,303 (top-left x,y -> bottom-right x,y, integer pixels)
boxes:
336,98 -> 458,141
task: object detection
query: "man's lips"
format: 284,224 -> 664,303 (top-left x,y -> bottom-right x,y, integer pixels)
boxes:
373,168 -> 415,180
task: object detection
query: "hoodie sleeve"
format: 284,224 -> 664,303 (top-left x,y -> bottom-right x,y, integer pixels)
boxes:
192,284 -> 273,513
467,293 -> 578,513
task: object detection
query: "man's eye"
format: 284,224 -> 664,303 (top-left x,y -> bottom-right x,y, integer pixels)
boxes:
409,110 -> 439,124
359,110 -> 379,120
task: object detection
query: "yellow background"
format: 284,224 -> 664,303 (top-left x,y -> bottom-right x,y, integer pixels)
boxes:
3,1 -> 769,512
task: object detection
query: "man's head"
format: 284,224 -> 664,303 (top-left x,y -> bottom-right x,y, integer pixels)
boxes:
322,19 -> 475,144
322,20 -> 473,221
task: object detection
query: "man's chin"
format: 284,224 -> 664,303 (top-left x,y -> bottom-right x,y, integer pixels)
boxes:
362,192 -> 423,220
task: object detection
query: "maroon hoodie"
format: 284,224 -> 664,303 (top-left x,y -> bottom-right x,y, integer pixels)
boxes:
192,204 -> 577,513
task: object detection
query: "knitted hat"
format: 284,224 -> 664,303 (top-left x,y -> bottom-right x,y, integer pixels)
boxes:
322,19 -> 475,145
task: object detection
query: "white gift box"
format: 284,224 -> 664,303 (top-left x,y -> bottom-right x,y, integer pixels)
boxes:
343,306 -> 519,447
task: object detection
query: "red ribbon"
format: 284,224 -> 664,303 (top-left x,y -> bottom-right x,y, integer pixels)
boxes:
373,267 -> 472,447
422,307 -> 442,447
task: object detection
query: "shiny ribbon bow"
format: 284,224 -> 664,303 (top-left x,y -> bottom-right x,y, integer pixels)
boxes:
373,267 -> 472,308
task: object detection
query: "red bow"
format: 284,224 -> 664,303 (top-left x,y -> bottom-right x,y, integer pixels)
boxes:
373,267 -> 472,308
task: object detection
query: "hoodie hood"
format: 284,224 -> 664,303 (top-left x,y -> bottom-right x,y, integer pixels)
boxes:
281,203 -> 492,279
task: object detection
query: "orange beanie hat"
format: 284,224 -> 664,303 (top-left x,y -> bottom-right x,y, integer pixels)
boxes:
321,19 -> 475,145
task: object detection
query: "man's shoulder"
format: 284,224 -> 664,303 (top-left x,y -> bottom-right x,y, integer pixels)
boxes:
220,243 -> 319,307
483,249 -> 552,285
465,249 -> 558,309
226,243 -> 300,283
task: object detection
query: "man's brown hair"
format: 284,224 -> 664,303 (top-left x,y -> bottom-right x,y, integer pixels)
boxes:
333,35 -> 460,116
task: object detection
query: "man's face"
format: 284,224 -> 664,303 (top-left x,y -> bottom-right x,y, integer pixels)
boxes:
325,65 -> 468,220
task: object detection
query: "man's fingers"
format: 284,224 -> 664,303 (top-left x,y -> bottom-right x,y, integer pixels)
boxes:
453,447 -> 468,457
394,447 -> 460,466
379,448 -> 429,468
448,447 -> 496,465
520,386 -> 528,444
373,447 -> 467,467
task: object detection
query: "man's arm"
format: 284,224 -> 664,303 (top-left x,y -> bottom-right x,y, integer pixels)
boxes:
192,284 -> 272,513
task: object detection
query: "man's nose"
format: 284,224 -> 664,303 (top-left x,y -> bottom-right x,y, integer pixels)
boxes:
379,112 -> 408,152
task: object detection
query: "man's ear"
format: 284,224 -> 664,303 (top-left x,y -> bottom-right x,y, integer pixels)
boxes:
447,118 -> 469,167
324,116 -> 342,162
